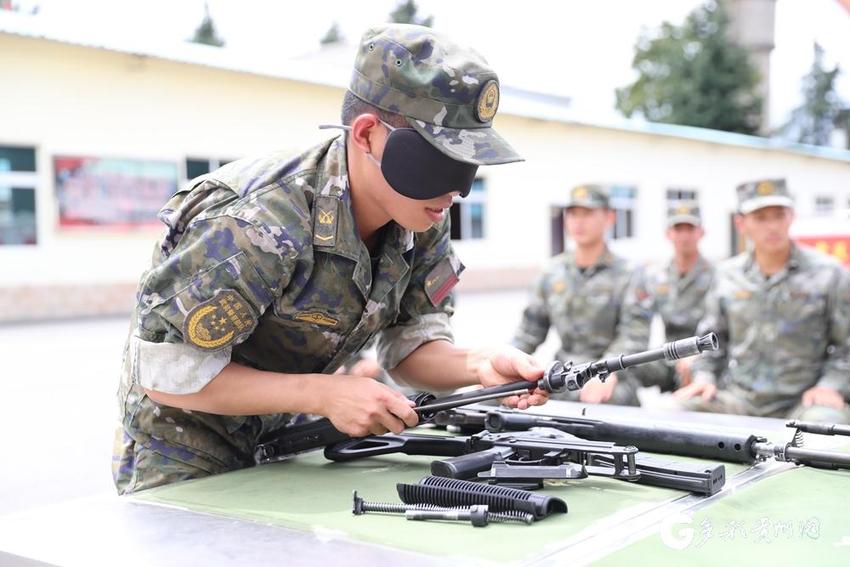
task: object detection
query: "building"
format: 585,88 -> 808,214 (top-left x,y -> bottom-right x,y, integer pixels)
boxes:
2,12 -> 849,322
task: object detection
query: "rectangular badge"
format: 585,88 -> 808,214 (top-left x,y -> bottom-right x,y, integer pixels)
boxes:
313,196 -> 338,248
424,257 -> 464,307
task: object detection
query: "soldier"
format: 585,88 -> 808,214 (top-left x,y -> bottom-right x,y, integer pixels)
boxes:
675,179 -> 850,423
511,185 -> 648,405
113,24 -> 549,494
624,202 -> 714,391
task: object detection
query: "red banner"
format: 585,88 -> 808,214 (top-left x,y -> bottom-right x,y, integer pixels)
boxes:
795,235 -> 850,266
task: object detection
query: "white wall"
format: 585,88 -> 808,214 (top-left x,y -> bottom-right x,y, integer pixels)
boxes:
2,32 -> 849,291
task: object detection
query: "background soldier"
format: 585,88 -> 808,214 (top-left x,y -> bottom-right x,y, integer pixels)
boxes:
675,179 -> 850,423
511,184 -> 648,405
113,24 -> 550,494
623,201 -> 714,392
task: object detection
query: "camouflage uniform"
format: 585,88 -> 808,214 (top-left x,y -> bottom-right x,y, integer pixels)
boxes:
113,24 -> 521,493
685,179 -> 850,423
511,185 -> 647,405
622,203 -> 715,390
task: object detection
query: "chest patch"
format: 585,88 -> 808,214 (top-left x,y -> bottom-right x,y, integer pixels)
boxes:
734,289 -> 752,300
183,290 -> 257,351
294,312 -> 339,327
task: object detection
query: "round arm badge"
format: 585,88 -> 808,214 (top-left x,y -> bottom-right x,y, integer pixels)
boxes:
183,290 -> 258,351
475,80 -> 499,123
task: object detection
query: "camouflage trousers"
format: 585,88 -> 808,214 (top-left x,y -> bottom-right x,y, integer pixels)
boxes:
678,385 -> 850,424
629,360 -> 678,392
113,388 -> 293,495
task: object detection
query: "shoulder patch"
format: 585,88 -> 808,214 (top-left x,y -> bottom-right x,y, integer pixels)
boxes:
183,290 -> 257,351
424,257 -> 464,307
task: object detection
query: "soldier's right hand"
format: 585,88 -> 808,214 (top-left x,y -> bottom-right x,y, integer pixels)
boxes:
673,381 -> 717,401
319,375 -> 419,437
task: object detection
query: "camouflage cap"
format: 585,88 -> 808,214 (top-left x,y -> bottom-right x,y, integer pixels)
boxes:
736,178 -> 794,214
667,201 -> 701,227
349,23 -> 522,166
566,184 -> 609,209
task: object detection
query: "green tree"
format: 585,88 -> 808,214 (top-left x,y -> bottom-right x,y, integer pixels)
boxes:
836,108 -> 850,150
190,2 -> 225,48
389,0 -> 433,27
782,44 -> 845,147
320,22 -> 343,46
616,1 -> 762,134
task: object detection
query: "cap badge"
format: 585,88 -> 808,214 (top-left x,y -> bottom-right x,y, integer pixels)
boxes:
573,186 -> 588,199
756,181 -> 775,196
476,80 -> 499,123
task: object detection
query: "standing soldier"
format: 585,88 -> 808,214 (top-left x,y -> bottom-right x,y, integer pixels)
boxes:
675,179 -> 850,423
624,202 -> 714,391
511,185 -> 648,405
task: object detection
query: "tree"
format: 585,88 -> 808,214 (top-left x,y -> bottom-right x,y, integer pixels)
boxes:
190,2 -> 225,48
782,44 -> 846,147
836,108 -> 850,150
389,0 -> 433,27
320,22 -> 343,46
616,1 -> 762,135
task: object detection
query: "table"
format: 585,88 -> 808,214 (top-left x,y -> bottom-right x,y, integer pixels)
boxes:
1,402 -> 847,566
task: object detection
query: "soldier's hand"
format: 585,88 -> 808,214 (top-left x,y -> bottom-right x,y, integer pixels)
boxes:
675,357 -> 695,387
673,381 -> 717,401
476,347 -> 548,410
321,375 -> 418,437
801,386 -> 845,410
579,373 -> 618,404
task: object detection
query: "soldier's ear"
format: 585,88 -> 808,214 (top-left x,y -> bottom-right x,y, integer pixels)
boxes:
733,213 -> 745,234
349,114 -> 382,155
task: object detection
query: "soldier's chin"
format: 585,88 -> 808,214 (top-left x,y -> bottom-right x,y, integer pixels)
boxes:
397,216 -> 434,233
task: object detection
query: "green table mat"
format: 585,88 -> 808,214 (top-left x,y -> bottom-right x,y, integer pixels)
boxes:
596,465 -> 850,566
136,451 -> 713,563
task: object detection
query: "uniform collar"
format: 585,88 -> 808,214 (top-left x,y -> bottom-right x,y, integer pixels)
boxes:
312,135 -> 413,298
668,254 -> 709,281
311,136 -> 414,258
566,246 -> 615,272
743,243 -> 803,281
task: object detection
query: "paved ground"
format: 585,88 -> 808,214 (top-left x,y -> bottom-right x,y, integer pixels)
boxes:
0,289 -> 560,516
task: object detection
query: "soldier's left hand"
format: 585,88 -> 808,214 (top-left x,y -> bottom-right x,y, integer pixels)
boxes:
801,386 -> 845,410
475,347 -> 548,409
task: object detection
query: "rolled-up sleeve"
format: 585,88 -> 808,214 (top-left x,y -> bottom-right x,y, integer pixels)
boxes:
132,336 -> 232,394
377,312 -> 454,370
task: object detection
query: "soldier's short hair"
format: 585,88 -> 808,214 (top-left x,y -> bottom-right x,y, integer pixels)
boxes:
341,91 -> 407,128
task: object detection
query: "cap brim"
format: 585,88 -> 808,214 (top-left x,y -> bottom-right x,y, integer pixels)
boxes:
566,201 -> 606,210
739,196 -> 794,214
667,215 -> 701,227
407,118 -> 524,166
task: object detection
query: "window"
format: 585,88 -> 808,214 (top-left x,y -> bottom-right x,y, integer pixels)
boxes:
814,195 -> 834,215
449,178 -> 486,240
609,185 -> 637,239
185,157 -> 233,181
666,188 -> 698,203
0,146 -> 37,245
